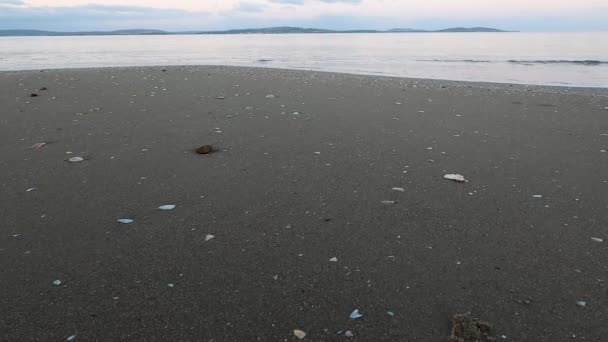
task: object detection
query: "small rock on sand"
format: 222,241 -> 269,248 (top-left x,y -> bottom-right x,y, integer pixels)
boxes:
448,314 -> 495,342
195,145 -> 213,154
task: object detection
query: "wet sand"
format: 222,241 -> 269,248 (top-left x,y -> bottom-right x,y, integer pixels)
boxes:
1,66 -> 607,341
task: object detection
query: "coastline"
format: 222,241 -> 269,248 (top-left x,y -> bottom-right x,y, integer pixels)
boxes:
1,65 -> 607,341
2,64 -> 608,92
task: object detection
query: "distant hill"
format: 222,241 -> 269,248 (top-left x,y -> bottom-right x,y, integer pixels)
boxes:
0,29 -> 167,36
196,26 -> 509,34
387,28 -> 426,32
0,27 -> 509,37
196,27 -> 335,34
435,27 -> 506,32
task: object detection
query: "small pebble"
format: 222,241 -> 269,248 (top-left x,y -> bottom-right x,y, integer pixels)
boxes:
195,145 -> 213,154
293,329 -> 306,339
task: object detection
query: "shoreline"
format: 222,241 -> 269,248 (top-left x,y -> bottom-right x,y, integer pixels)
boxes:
1,65 -> 607,341
3,64 -> 608,93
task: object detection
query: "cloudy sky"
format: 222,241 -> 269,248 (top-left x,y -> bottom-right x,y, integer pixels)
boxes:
0,0 -> 606,31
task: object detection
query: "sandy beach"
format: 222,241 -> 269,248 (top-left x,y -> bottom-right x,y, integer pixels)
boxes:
1,66 -> 607,341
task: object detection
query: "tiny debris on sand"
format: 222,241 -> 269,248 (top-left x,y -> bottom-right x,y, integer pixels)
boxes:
381,200 -> 397,205
68,157 -> 84,163
31,142 -> 47,149
158,205 -> 176,210
392,187 -> 405,192
590,237 -> 603,243
195,145 -> 213,154
205,234 -> 215,242
350,309 -> 363,319
448,314 -> 496,342
117,219 -> 134,224
329,257 -> 338,262
576,301 -> 587,308
293,329 -> 306,339
444,174 -> 467,183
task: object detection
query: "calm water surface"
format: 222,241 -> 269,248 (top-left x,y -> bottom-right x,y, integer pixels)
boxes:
1,33 -> 607,87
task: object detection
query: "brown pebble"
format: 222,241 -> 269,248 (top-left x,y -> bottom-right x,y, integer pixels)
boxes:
196,145 -> 213,154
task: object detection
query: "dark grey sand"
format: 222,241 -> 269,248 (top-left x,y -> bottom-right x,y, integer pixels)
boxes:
1,66 -> 607,341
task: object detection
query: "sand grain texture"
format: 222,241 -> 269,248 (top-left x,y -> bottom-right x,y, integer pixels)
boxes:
1,66 -> 607,341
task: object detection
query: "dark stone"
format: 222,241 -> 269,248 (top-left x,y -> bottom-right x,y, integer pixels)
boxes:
39,87 -> 48,91
30,93 -> 38,97
449,314 -> 496,342
196,145 -> 213,154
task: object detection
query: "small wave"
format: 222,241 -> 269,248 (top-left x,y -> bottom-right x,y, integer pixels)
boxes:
508,60 -> 607,66
419,59 -> 607,66
417,59 -> 492,63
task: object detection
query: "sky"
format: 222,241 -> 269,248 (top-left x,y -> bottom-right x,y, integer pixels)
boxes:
0,0 -> 607,32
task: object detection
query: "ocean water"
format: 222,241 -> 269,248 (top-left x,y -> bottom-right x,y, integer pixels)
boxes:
0,32 -> 607,87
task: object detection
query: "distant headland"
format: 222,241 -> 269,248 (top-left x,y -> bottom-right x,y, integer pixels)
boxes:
0,27 -> 511,37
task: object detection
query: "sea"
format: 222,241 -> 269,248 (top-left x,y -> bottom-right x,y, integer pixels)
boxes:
0,32 -> 607,87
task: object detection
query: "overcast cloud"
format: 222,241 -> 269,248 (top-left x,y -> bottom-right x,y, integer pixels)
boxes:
1,0 -> 606,31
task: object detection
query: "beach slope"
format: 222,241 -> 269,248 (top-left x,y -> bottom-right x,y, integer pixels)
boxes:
1,66 -> 607,341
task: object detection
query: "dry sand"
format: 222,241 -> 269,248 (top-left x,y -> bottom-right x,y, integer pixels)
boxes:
1,66 -> 607,341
